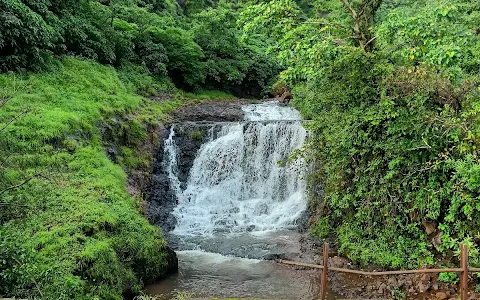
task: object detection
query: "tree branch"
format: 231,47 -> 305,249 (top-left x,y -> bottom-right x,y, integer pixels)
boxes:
0,96 -> 12,108
0,108 -> 30,133
0,173 -> 43,196
339,0 -> 357,18
358,2 -> 369,17
365,36 -> 377,47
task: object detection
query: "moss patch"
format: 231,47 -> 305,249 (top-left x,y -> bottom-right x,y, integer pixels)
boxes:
0,58 -> 181,299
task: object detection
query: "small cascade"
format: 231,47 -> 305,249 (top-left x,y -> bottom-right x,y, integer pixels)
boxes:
146,102 -> 324,300
164,102 -> 307,236
163,125 -> 182,199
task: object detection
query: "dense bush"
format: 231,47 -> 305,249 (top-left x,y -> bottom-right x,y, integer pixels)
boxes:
192,6 -> 281,94
302,1 -> 480,268
0,0 -> 279,95
242,0 -> 480,269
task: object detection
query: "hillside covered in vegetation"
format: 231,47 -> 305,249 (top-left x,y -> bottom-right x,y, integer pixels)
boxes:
0,0 -> 278,299
2,0 -> 480,298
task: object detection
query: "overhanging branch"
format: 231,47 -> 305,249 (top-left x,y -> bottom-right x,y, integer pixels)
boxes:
365,36 -> 377,47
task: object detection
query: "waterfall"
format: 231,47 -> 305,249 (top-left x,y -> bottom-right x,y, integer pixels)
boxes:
163,125 -> 183,199
166,102 -> 307,237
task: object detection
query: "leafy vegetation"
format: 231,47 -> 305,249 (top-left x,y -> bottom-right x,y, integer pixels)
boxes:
0,58 -> 183,299
0,0 -> 279,96
3,0 -> 480,298
240,0 -> 480,270
0,1 -> 277,298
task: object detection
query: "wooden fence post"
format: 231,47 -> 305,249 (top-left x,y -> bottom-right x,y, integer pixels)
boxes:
320,243 -> 329,300
461,244 -> 468,300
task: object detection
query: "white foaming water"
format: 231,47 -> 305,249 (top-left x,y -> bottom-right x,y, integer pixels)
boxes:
164,125 -> 182,199
147,103 -> 327,299
242,101 -> 302,121
170,101 -> 307,236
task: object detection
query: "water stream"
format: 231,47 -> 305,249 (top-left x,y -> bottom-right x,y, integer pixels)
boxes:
146,102 -> 336,299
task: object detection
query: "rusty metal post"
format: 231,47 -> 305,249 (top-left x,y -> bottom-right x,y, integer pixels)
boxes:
320,243 -> 329,300
460,244 -> 468,300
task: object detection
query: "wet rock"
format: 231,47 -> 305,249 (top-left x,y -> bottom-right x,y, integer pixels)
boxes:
147,127 -> 179,232
171,123 -> 215,186
173,100 -> 249,122
422,221 -> 437,235
435,292 -> 448,300
329,256 -> 349,268
164,246 -> 179,275
263,253 -> 287,261
246,225 -> 256,232
421,273 -> 431,282
417,282 -> 430,292
397,276 -> 407,287
378,283 -> 387,295
388,277 -> 398,286
147,122 -> 218,233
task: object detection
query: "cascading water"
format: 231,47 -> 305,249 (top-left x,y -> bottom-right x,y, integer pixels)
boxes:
146,102 -> 331,299
172,121 -> 307,236
164,125 -> 183,199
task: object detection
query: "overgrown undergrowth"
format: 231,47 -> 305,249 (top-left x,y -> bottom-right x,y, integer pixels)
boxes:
0,58 -> 185,299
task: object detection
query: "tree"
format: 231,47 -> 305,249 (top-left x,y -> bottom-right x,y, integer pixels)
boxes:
338,0 -> 382,52
0,0 -> 57,72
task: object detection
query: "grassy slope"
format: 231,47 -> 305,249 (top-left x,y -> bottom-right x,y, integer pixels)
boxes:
0,58 -> 184,299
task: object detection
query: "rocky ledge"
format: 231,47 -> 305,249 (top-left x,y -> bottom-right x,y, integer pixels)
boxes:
172,99 -> 259,122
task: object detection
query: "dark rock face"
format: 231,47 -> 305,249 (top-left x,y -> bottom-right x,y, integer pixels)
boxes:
171,123 -> 213,188
147,126 -> 177,232
162,246 -> 179,276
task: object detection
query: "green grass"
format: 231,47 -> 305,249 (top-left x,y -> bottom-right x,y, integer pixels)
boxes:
0,58 -> 183,299
183,90 -> 237,101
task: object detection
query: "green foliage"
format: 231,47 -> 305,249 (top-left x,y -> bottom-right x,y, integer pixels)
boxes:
193,7 -> 248,87
311,217 -> 330,240
183,90 -> 237,100
189,130 -> 203,141
0,58 -> 181,299
242,0 -> 480,269
376,0 -> 480,78
0,0 -> 57,71
0,0 -> 279,96
438,272 -> 459,284
391,288 -> 406,300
